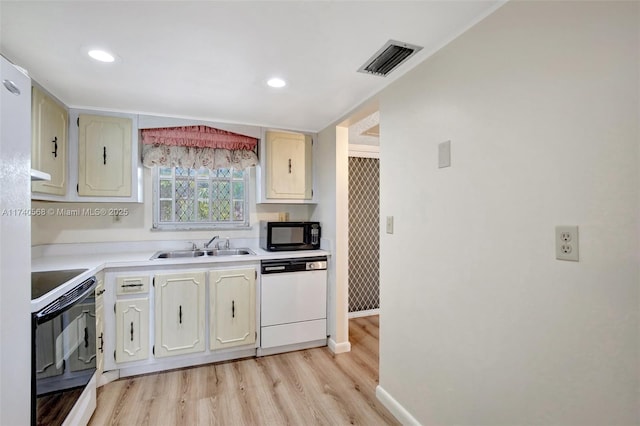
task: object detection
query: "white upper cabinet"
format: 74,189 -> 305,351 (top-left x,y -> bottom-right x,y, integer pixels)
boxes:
31,86 -> 67,195
31,107 -> 143,203
257,130 -> 316,203
78,114 -> 132,197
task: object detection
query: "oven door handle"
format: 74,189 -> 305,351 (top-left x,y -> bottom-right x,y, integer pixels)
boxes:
34,277 -> 97,324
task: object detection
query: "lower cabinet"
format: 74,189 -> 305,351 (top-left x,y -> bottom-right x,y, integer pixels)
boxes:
104,264 -> 260,376
115,298 -> 149,363
95,271 -> 105,375
154,271 -> 206,358
209,268 -> 256,350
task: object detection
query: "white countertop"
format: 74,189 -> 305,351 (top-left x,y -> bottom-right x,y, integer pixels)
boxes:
31,240 -> 330,312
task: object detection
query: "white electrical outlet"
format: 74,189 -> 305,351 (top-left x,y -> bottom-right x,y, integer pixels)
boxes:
386,216 -> 394,234
555,225 -> 579,261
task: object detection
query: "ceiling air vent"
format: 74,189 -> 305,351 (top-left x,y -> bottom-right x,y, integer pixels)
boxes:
358,40 -> 423,77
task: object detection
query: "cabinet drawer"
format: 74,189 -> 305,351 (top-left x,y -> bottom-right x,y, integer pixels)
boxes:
116,275 -> 149,295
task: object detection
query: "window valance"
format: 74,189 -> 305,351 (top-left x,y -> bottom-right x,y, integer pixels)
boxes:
141,125 -> 258,170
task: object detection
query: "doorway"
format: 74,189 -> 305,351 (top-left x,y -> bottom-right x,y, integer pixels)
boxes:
348,155 -> 380,316
347,111 -> 380,318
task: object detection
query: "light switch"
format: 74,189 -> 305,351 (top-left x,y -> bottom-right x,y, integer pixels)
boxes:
439,140 -> 451,168
386,216 -> 394,234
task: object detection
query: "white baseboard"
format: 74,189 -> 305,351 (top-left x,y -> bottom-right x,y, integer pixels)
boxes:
327,338 -> 351,354
376,385 -> 421,425
348,308 -> 379,318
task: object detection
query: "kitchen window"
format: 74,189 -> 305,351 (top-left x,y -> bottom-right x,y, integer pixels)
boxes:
152,166 -> 249,230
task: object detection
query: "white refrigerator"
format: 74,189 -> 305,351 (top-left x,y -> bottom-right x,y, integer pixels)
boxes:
0,55 -> 32,425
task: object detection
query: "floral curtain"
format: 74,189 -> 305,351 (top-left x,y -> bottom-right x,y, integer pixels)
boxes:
141,125 -> 258,170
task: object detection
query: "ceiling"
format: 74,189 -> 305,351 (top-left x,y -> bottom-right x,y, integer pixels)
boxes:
0,1 -> 503,133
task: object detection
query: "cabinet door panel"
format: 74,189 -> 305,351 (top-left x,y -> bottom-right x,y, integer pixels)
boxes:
31,86 -> 67,195
266,131 -> 312,199
209,268 -> 256,350
34,318 -> 63,379
78,114 -> 132,197
115,298 -> 149,363
155,272 -> 205,358
95,272 -> 105,375
68,303 -> 97,371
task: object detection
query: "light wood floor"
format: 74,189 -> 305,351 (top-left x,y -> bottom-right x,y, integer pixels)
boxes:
89,316 -> 398,425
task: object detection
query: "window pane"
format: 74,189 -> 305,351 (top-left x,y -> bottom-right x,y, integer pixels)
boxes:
233,200 -> 244,221
175,180 -> 194,221
155,166 -> 247,228
159,180 -> 172,199
219,199 -> 230,220
160,200 -> 173,222
197,200 -> 209,221
232,181 -> 244,199
197,182 -> 209,200
219,181 -> 230,199
176,198 -> 193,222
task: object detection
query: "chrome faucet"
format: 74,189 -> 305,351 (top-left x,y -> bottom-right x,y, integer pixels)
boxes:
204,235 -> 219,249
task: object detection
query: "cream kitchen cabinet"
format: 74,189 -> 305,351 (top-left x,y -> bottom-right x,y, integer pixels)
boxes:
95,271 -> 105,375
115,298 -> 149,363
31,107 -> 143,202
209,268 -> 256,350
154,271 -> 206,358
31,85 -> 67,195
257,130 -> 315,203
78,114 -> 132,197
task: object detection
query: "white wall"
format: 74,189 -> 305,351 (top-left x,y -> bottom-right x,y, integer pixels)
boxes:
31,167 -> 312,245
312,125 -> 350,350
378,1 -> 639,425
0,57 -> 31,426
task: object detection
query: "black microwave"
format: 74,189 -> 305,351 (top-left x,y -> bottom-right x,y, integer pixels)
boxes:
260,221 -> 321,251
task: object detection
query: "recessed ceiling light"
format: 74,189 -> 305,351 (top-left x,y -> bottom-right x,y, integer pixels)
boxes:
88,49 -> 115,63
267,78 -> 286,88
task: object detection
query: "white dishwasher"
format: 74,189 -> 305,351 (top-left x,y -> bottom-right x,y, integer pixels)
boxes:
259,256 -> 328,355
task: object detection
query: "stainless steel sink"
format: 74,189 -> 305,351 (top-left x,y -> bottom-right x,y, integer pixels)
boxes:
151,250 -> 206,259
151,248 -> 255,260
205,248 -> 255,256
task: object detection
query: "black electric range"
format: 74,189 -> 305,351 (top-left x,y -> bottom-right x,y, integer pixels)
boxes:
31,268 -> 96,426
31,269 -> 88,300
